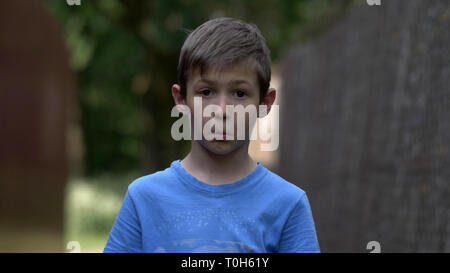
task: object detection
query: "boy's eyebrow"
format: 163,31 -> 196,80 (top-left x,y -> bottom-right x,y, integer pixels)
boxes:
194,78 -> 253,87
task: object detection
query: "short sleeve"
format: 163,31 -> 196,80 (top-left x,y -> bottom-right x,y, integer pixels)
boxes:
277,193 -> 321,253
103,189 -> 142,253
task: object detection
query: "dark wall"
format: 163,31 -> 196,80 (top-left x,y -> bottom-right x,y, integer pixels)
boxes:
279,0 -> 449,252
0,0 -> 73,251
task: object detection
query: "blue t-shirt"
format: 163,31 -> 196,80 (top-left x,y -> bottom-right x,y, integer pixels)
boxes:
103,160 -> 320,253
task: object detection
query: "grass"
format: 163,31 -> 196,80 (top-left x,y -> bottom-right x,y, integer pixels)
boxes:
64,172 -> 139,253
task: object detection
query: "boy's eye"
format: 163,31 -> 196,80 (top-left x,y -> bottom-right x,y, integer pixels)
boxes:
199,89 -> 212,96
235,90 -> 247,98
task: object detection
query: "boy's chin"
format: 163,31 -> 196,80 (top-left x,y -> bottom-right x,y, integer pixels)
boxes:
199,139 -> 246,155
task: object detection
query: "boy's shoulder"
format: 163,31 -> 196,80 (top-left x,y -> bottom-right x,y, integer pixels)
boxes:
126,166 -> 173,196
262,167 -> 307,201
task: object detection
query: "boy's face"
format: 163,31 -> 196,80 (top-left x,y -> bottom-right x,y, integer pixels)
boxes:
183,62 -> 261,155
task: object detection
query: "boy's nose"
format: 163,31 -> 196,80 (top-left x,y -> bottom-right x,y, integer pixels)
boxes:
217,94 -> 230,119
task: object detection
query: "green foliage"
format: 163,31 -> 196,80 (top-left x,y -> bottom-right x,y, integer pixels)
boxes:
64,173 -> 136,252
43,0 -> 351,176
44,0 -> 147,175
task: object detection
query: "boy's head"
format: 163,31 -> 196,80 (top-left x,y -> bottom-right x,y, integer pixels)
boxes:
172,17 -> 276,156
177,17 -> 271,103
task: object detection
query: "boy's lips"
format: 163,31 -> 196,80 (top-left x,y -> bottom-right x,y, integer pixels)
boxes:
213,132 -> 232,140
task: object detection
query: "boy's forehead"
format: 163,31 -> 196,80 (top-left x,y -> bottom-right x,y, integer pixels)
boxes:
189,62 -> 259,86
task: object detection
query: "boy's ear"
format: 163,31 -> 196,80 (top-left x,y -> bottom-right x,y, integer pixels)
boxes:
171,84 -> 185,105
259,87 -> 276,117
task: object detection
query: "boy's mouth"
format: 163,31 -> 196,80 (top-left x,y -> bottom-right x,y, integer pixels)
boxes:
212,132 -> 231,140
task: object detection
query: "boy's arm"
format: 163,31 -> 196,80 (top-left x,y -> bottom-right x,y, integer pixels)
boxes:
277,193 -> 321,253
103,189 -> 142,253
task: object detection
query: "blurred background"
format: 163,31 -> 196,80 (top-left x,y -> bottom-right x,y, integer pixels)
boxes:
0,0 -> 448,252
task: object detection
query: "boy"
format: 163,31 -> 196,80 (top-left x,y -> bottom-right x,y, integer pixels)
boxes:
104,17 -> 320,253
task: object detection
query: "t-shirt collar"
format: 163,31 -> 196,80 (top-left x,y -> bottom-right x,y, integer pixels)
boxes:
171,159 -> 266,195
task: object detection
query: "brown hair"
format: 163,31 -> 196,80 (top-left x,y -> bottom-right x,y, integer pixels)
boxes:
177,17 -> 271,103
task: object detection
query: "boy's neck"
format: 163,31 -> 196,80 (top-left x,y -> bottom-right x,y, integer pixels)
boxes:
180,141 -> 258,185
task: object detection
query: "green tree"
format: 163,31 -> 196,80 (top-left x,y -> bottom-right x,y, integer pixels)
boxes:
43,0 -> 351,176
